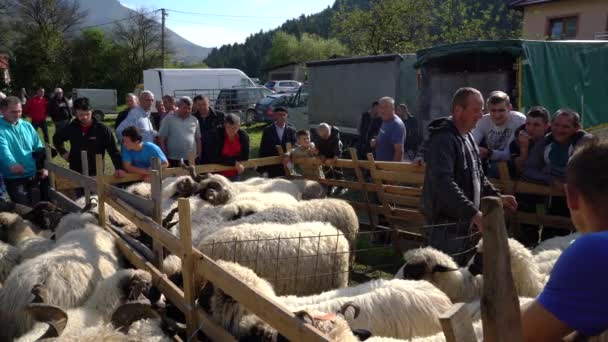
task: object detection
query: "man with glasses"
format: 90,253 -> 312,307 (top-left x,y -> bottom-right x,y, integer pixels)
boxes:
472,91 -> 525,178
116,90 -> 157,144
53,97 -> 125,179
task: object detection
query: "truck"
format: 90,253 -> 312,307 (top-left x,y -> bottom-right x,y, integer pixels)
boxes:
142,68 -> 256,105
71,88 -> 117,121
286,54 -> 418,147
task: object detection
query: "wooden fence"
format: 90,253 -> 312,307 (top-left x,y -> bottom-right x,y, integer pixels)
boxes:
43,147 -> 564,341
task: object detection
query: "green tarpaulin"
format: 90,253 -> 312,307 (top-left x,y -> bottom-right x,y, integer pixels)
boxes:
416,40 -> 608,129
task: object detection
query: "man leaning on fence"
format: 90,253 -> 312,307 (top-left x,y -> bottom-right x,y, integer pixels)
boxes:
521,139 -> 608,341
420,87 -> 517,265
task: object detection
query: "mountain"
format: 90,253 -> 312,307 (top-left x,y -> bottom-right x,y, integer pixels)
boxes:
74,0 -> 212,64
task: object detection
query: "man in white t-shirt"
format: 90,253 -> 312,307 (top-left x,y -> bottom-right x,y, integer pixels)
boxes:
472,91 -> 526,178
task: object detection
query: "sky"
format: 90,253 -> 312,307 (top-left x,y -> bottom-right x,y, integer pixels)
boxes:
119,0 -> 335,48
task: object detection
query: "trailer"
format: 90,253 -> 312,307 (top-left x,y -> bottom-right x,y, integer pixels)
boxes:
72,88 -> 117,121
286,54 -> 418,146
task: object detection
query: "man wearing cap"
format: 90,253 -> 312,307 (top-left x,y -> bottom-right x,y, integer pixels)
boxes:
48,87 -> 72,136
259,106 -> 296,177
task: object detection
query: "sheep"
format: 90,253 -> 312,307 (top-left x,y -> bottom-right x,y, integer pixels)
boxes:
197,222 -> 350,296
534,249 -> 562,279
200,260 -> 454,340
220,198 -> 359,248
533,233 -> 579,254
0,211 -> 57,261
0,240 -> 19,284
17,268 -> 153,341
0,223 -> 122,340
394,246 -> 482,303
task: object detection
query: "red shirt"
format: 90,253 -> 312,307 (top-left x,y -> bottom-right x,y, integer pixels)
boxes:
218,133 -> 241,178
24,96 -> 48,123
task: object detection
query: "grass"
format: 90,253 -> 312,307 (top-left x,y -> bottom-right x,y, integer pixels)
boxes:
34,117 -> 266,175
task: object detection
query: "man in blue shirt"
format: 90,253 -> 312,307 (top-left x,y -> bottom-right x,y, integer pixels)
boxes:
371,97 -> 405,162
521,139 -> 608,340
121,126 -> 168,182
0,96 -> 49,205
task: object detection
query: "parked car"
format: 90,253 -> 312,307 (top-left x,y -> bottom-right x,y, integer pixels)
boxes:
263,80 -> 302,93
215,86 -> 273,125
254,94 -> 293,123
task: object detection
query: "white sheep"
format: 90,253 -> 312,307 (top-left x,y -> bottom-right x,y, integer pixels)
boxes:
201,260 -> 454,340
197,222 -> 350,296
0,223 -> 122,340
0,212 -> 56,261
534,249 -> 562,279
17,268 -> 152,341
220,198 -> 359,247
533,233 -> 579,254
394,246 -> 482,303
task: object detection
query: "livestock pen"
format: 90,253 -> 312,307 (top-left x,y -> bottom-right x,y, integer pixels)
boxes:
42,145 -> 572,341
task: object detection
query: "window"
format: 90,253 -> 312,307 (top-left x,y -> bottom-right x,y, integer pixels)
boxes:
548,16 -> 578,40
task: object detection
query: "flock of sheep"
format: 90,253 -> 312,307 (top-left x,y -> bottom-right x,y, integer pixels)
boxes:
0,163 -> 595,341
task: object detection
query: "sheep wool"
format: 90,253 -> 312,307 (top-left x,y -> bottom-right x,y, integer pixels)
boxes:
533,233 -> 579,254
198,222 -> 350,296
0,240 -> 19,284
0,224 -> 121,340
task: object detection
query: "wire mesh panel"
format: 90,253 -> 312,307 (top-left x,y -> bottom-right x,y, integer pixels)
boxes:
198,231 -> 350,296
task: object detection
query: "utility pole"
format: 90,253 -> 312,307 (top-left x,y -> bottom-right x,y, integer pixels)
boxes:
161,8 -> 167,68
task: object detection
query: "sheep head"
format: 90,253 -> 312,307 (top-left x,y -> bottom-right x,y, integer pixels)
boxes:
181,160 -> 208,183
21,201 -> 68,231
111,302 -> 160,333
198,176 -> 233,205
173,176 -> 200,199
396,247 -> 459,281
0,212 -> 36,244
119,270 -> 153,302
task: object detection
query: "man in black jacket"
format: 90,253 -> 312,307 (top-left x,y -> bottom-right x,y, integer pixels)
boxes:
313,122 -> 345,194
193,95 -> 225,134
421,87 -> 517,264
48,88 -> 72,135
53,97 -> 125,178
357,101 -> 379,159
258,106 -> 296,177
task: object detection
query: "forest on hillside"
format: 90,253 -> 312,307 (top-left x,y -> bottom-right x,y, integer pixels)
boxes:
204,0 -> 522,78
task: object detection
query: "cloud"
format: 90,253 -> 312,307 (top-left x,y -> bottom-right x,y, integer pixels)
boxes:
118,1 -> 136,10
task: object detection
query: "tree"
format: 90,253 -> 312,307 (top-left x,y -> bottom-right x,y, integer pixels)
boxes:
69,28 -> 116,88
265,31 -> 348,70
332,0 -> 434,55
12,0 -> 87,33
112,8 -> 164,90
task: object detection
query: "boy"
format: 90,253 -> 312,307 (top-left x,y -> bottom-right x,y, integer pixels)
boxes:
121,126 -> 168,181
283,129 -> 323,179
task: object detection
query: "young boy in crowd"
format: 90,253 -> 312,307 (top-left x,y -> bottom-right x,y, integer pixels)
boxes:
283,129 -> 323,179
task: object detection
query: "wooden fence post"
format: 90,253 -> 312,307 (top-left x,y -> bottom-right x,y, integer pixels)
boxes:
480,196 -> 523,342
95,154 -> 106,228
45,145 -> 56,189
349,148 -> 375,231
188,149 -> 196,166
277,144 -> 292,177
81,151 -> 91,205
440,303 -> 478,342
178,198 -> 198,338
151,157 -> 164,269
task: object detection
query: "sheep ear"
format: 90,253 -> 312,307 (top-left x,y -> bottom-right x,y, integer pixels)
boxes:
351,328 -> 373,341
339,302 -> 360,319
123,273 -> 152,302
432,264 -> 459,273
197,282 -> 215,313
400,263 -> 427,280
25,303 -> 68,339
111,302 -> 160,333
467,253 -> 484,276
294,310 -> 314,324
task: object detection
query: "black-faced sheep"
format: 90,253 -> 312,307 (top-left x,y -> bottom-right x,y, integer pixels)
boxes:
0,223 -> 122,340
197,222 -> 350,296
200,260 -> 454,340
0,211 -> 56,261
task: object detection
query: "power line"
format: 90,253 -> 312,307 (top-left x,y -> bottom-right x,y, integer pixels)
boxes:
165,8 -> 293,19
65,9 -> 161,33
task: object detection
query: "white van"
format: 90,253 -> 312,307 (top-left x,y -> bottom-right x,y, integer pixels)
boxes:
142,68 -> 255,105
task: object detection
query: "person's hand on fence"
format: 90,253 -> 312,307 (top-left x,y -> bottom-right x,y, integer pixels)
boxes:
370,139 -> 377,148
501,195 -> 518,213
470,211 -> 483,232
235,162 -> 245,174
62,153 -> 69,162
9,163 -> 24,175
114,169 -> 126,178
518,130 -> 531,148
